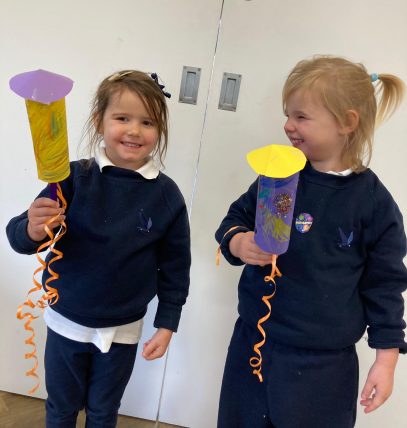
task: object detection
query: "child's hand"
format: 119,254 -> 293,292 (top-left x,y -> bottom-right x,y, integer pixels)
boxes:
142,328 -> 173,360
27,197 -> 65,242
229,231 -> 273,266
360,348 -> 399,413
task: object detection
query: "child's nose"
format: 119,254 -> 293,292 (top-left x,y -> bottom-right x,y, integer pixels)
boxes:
128,123 -> 140,136
284,118 -> 295,133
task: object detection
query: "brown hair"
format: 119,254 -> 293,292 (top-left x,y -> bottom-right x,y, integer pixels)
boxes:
82,70 -> 169,167
282,56 -> 405,172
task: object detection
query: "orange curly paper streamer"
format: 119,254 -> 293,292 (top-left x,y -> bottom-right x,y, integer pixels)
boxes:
249,254 -> 282,383
216,229 -> 283,383
215,226 -> 242,266
16,183 -> 67,393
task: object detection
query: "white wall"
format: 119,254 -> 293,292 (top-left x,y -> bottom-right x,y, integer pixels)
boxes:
1,1 -> 406,427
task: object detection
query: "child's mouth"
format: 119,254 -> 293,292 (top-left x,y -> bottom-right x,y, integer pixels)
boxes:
122,142 -> 142,148
291,138 -> 304,147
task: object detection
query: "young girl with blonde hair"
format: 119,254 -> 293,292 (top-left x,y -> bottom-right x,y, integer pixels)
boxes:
216,56 -> 406,427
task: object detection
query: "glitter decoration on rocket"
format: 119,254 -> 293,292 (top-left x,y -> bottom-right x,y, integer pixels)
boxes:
9,69 -> 73,393
246,144 -> 306,382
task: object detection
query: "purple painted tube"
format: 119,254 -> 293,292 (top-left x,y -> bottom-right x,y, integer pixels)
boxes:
254,172 -> 300,254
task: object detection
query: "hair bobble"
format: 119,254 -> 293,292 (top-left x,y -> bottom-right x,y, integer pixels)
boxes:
150,73 -> 171,98
370,73 -> 379,83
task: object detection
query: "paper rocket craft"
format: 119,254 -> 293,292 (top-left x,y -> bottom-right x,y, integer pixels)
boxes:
10,69 -> 73,194
246,144 -> 306,382
247,144 -> 306,256
10,69 -> 73,393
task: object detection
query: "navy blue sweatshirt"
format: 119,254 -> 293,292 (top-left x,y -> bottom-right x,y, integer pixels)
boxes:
216,162 -> 407,353
7,160 -> 191,331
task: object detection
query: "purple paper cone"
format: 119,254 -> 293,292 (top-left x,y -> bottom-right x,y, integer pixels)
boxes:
254,172 -> 300,254
9,69 -> 73,104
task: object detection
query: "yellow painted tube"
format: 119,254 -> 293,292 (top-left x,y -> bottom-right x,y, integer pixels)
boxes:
25,98 -> 70,183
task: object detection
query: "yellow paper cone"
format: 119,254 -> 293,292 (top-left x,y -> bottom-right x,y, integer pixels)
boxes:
247,144 -> 306,178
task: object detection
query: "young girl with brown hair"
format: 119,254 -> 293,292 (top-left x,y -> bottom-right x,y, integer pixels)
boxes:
7,70 -> 191,428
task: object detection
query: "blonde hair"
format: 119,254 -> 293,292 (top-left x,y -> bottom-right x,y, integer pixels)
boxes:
82,70 -> 169,167
282,55 -> 405,172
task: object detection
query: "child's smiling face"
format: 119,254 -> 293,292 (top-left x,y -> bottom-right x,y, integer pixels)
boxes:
284,90 -> 348,172
100,89 -> 159,170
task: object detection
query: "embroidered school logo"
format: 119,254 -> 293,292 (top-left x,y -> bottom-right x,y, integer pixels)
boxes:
295,213 -> 313,233
137,209 -> 152,233
338,227 -> 353,248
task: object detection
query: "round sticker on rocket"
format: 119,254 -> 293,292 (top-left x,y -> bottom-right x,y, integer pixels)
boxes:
295,213 -> 313,233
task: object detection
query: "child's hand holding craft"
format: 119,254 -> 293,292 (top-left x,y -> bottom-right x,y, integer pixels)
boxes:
230,231 -> 273,266
27,197 -> 65,242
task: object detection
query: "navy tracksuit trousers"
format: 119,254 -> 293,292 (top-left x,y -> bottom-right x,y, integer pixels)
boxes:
45,327 -> 138,428
218,318 -> 359,428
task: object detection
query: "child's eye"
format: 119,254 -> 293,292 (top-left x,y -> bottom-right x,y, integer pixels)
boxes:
143,120 -> 155,126
116,116 -> 128,122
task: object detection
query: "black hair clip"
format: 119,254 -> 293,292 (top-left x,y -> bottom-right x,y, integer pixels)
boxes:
151,73 -> 171,98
